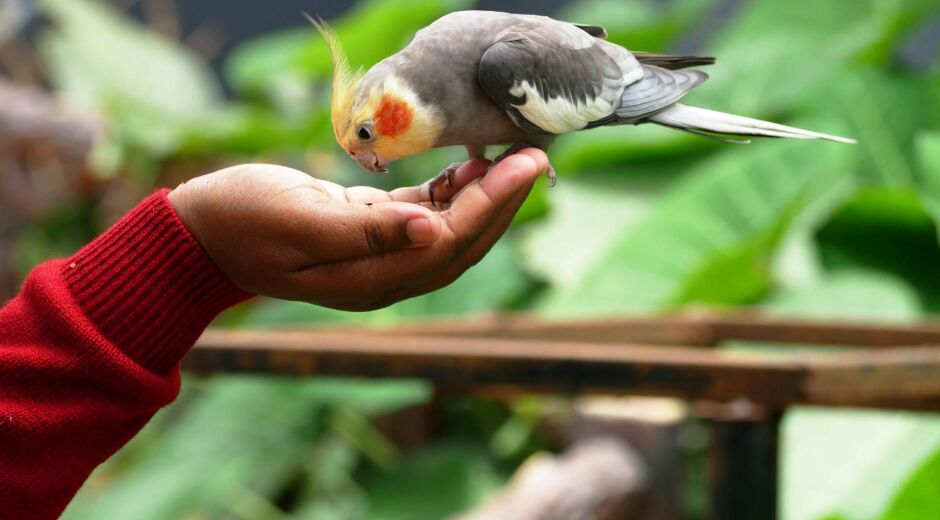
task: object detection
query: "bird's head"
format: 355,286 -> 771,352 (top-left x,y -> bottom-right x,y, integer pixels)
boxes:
314,20 -> 442,173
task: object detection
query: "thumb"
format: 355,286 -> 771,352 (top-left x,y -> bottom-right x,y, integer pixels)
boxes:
303,200 -> 442,264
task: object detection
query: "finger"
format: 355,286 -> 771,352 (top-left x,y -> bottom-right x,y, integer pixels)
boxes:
513,147 -> 550,173
407,178 -> 536,298
289,200 -> 443,266
388,159 -> 490,204
442,151 -> 547,242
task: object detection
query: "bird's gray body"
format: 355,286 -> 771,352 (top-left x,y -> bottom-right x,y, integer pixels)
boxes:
362,11 -> 540,147
359,10 -> 853,151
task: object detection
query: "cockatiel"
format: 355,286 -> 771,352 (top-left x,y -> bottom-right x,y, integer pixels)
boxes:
314,11 -> 854,201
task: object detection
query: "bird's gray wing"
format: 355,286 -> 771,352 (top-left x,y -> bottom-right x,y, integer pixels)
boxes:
611,64 -> 708,122
478,21 -> 707,134
477,21 -> 638,135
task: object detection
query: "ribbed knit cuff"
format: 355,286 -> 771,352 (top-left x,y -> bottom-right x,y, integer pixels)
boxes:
63,189 -> 252,374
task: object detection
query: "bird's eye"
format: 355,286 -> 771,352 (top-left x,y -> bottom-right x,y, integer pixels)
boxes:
357,123 -> 374,141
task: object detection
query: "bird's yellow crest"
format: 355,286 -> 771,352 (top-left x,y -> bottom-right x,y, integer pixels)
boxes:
307,15 -> 363,146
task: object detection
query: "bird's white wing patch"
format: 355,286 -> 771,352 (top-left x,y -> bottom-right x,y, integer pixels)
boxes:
510,80 -> 619,134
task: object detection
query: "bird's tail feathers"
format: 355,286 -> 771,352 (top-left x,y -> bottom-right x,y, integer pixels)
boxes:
648,103 -> 856,144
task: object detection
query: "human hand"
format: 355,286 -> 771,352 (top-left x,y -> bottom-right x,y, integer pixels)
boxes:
167,149 -> 548,311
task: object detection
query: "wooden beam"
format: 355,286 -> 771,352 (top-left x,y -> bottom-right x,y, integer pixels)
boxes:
373,313 -> 719,346
188,330 -> 811,407
188,327 -> 940,410
351,312 -> 940,349
707,315 -> 940,348
805,347 -> 940,405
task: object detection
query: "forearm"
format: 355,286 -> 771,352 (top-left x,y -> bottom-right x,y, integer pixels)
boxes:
0,190 -> 250,519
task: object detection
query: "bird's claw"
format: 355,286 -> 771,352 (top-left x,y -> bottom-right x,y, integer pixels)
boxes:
428,162 -> 461,207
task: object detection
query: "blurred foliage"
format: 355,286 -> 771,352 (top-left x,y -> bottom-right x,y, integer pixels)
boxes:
879,447 -> 940,520
6,0 -> 937,517
39,0 -> 224,174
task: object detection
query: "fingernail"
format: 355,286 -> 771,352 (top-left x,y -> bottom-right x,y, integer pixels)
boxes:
407,217 -> 435,244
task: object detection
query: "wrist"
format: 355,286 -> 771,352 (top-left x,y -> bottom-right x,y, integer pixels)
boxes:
63,189 -> 252,374
167,182 -> 198,238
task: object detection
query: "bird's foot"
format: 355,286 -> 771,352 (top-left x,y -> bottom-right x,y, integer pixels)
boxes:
428,162 -> 462,207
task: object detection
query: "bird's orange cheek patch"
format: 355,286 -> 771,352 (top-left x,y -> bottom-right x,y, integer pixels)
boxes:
375,96 -> 412,138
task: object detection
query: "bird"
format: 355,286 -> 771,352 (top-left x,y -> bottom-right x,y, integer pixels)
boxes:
312,10 -> 855,203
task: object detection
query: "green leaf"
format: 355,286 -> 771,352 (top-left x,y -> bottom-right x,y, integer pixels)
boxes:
816,188 -> 940,311
303,377 -> 432,417
819,69 -> 931,186
292,435 -> 369,518
329,407 -> 401,470
915,131 -> 940,233
540,130 -> 854,315
763,270 -> 921,322
878,446 -> 940,520
783,408 -> 940,520
362,441 -> 504,520
519,174 -> 668,290
688,0 -> 903,116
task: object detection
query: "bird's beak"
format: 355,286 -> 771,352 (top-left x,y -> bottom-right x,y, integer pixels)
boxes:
350,151 -> 390,173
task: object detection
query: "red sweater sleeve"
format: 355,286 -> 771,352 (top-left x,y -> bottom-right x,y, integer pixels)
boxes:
0,190 -> 251,519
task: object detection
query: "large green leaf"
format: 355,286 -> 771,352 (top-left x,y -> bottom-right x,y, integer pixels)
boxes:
519,172 -> 671,290
539,127 -> 854,315
763,270 -> 920,322
817,69 -> 932,187
687,0 -> 927,116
